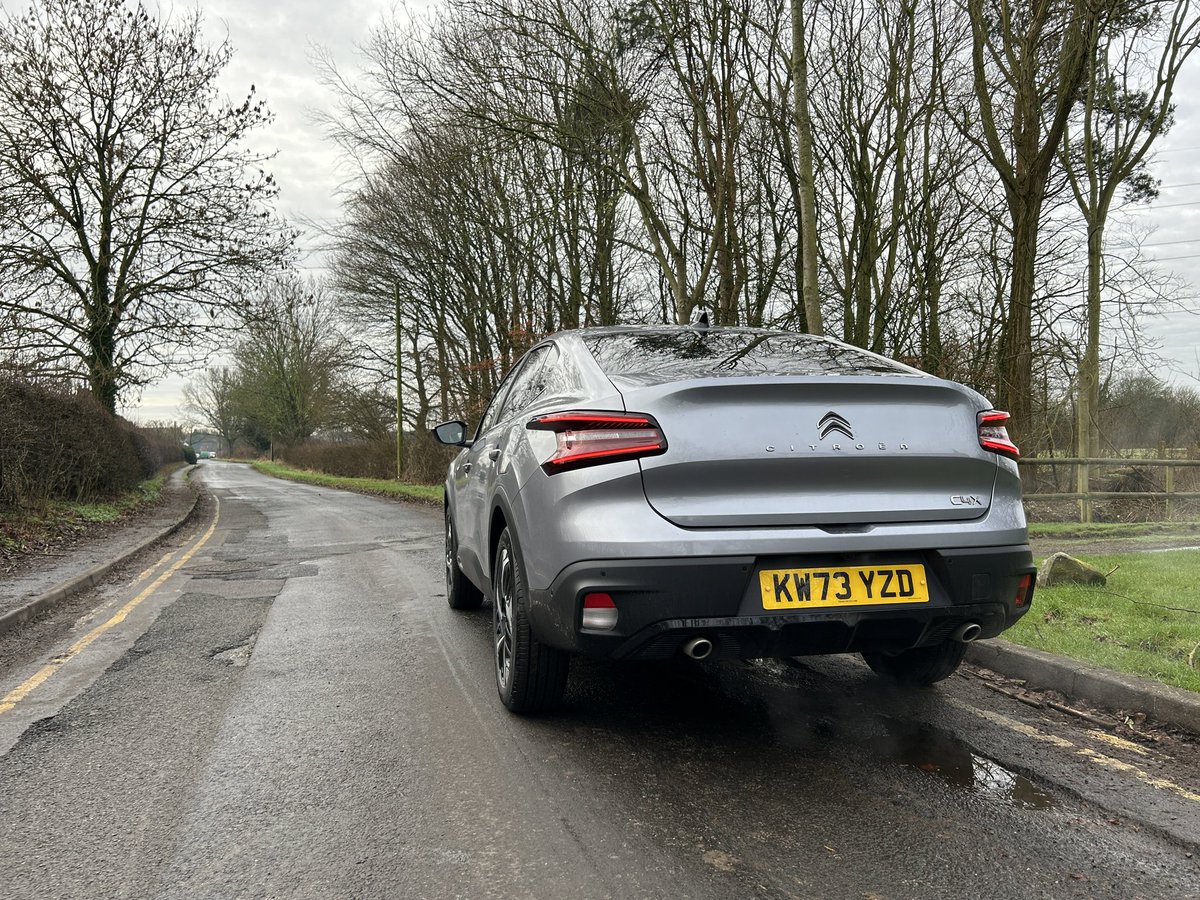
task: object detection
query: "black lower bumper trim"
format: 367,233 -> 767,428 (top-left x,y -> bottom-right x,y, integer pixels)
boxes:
610,603 -> 1008,661
529,545 -> 1034,659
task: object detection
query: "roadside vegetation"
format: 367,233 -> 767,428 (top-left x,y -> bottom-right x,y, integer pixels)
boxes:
250,461 -> 442,505
0,378 -> 185,508
1028,522 -> 1200,542
0,0 -> 291,414
0,467 -> 177,568
0,376 -> 187,571
1009,551 -> 1200,694
6,0 -> 1200,505
179,0 -> 1200,490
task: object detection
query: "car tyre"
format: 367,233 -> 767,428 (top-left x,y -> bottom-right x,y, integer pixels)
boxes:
445,507 -> 483,611
493,527 -> 569,714
862,640 -> 967,686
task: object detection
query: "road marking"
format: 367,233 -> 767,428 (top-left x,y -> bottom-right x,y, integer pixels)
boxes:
950,698 -> 1200,805
1087,729 -> 1151,756
1076,748 -> 1200,802
0,499 -> 220,717
130,548 -> 181,588
965,704 -> 1074,749
75,548 -> 183,628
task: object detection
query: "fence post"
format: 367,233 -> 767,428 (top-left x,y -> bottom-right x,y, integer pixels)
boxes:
1158,443 -> 1170,521
1076,458 -> 1092,524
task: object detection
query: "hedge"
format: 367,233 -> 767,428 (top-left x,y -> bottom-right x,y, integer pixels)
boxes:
0,377 -> 184,509
280,431 -> 454,486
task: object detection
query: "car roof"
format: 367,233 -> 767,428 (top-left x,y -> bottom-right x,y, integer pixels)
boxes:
541,324 -> 934,383
553,324 -> 792,339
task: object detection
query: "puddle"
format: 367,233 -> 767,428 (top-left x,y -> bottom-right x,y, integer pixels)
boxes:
875,720 -> 1056,810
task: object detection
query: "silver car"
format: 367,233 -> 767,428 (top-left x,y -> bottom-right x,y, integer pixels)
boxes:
433,326 -> 1034,714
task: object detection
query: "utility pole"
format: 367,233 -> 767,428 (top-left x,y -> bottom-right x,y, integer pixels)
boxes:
394,282 -> 404,481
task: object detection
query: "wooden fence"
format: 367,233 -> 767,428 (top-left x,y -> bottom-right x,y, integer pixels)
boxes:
1019,457 -> 1200,523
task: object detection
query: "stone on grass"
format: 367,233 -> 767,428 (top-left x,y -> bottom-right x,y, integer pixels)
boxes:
1037,552 -> 1107,588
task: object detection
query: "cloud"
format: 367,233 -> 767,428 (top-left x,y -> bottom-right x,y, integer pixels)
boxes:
201,0 -> 392,240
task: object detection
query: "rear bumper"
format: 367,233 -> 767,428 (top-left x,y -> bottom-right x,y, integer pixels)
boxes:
528,545 -> 1035,660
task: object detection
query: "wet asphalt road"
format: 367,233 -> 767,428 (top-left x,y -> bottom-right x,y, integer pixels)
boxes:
1,462 -> 1198,899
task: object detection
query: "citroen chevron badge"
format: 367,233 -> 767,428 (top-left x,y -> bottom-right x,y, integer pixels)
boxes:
818,411 -> 853,440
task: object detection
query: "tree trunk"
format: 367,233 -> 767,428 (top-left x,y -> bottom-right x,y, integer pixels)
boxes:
394,283 -> 404,479
996,196 -> 1041,445
86,312 -> 119,414
1077,215 -> 1104,458
791,0 -> 824,336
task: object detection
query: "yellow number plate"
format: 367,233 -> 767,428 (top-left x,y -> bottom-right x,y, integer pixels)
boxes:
759,565 -> 929,610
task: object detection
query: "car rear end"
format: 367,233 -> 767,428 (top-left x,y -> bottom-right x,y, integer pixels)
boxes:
514,328 -> 1034,666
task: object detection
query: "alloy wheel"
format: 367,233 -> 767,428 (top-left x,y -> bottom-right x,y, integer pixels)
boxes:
494,545 -> 514,687
444,513 -> 455,596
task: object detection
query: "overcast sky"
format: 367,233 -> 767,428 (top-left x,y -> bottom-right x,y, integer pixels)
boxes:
121,0 -> 391,424
10,0 -> 1191,424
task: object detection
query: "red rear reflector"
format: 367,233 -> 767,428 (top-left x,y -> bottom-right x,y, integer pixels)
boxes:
978,410 -> 1019,459
528,410 -> 667,473
582,592 -> 618,630
1014,574 -> 1033,607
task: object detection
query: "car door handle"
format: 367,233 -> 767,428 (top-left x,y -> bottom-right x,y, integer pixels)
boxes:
487,448 -> 502,461
462,462 -> 472,474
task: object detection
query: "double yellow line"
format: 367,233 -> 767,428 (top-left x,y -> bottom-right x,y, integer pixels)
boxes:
0,498 -> 221,717
953,697 -> 1200,805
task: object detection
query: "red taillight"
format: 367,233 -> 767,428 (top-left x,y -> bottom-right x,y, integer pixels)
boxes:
978,410 -> 1019,459
1014,573 -> 1033,607
527,410 -> 667,473
582,592 -> 618,630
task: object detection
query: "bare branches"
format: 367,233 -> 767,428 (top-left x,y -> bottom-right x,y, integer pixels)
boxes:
0,0 -> 294,411
313,0 -> 1199,455
232,276 -> 355,446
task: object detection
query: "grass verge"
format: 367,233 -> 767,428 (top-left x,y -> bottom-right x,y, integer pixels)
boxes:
1028,521 -> 1200,541
1007,549 -> 1200,693
251,461 -> 443,505
0,466 -> 176,561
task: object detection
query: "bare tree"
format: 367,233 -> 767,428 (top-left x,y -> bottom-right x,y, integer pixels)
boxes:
314,0 -> 1197,459
1061,0 -> 1200,460
811,0 -> 926,351
233,278 -> 352,446
182,367 -> 241,454
0,0 -> 293,412
965,0 -> 1108,442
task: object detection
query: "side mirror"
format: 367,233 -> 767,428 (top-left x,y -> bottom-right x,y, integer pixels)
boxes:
432,420 -> 470,446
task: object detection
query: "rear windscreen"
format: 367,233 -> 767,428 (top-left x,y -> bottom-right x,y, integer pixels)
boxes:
584,330 -> 918,382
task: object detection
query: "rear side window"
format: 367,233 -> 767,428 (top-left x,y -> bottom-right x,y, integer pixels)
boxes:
476,373 -> 515,439
584,330 -> 917,383
500,344 -> 556,420
539,346 -> 584,398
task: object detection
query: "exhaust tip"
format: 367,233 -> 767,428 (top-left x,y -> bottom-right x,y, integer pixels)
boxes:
952,622 -> 983,643
682,637 -> 714,660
